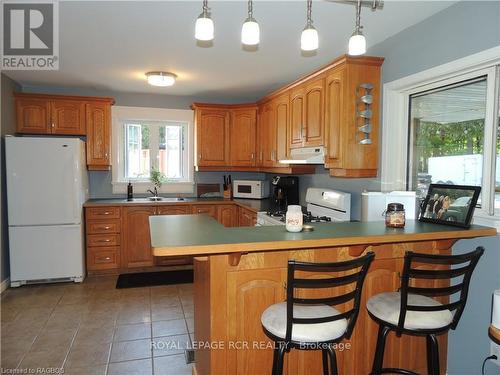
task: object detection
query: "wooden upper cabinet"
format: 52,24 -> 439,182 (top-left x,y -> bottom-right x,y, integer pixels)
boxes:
86,101 -> 111,170
51,100 -> 86,135
230,108 -> 257,167
195,107 -> 230,167
289,87 -> 305,149
303,77 -> 325,147
260,102 -> 277,168
122,206 -> 156,268
16,98 -> 50,134
324,68 -> 345,169
274,93 -> 289,164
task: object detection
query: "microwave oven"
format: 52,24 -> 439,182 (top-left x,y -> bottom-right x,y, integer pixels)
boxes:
233,180 -> 270,199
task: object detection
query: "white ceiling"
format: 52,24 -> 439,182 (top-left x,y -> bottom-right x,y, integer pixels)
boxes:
5,1 -> 456,101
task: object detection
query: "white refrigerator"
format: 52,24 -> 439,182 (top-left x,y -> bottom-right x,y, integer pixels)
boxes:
6,137 -> 88,287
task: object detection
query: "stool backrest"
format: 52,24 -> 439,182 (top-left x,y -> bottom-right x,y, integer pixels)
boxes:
285,252 -> 375,342
397,246 -> 484,333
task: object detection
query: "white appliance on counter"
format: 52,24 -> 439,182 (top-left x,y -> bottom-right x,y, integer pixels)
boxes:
6,137 -> 88,287
233,179 -> 270,199
256,187 -> 351,226
361,191 -> 418,222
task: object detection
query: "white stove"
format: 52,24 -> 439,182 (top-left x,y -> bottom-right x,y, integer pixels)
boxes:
256,188 -> 351,226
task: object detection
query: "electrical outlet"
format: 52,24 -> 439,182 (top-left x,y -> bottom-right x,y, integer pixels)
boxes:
491,341 -> 500,366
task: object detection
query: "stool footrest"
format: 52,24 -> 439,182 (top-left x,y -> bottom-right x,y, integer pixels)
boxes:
371,368 -> 419,375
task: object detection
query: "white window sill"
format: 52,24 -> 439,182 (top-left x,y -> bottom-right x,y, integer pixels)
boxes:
472,213 -> 500,233
112,181 -> 195,194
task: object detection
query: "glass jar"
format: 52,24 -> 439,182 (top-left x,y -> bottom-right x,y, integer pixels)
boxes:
285,205 -> 303,232
385,203 -> 405,228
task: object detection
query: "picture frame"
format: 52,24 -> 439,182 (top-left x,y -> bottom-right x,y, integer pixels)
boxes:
418,184 -> 481,228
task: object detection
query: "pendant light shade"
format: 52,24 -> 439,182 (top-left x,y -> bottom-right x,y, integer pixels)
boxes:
348,31 -> 366,55
301,0 -> 318,52
241,0 -> 260,46
348,0 -> 366,56
195,0 -> 214,41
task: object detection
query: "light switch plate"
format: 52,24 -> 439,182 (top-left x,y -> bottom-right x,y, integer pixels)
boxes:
491,341 -> 500,366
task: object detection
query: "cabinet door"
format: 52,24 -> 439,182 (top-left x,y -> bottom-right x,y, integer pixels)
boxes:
196,109 -> 230,166
86,101 -> 111,170
16,98 -> 50,134
274,94 -> 289,165
260,102 -> 277,168
157,205 -> 190,215
238,207 -> 256,227
217,205 -> 237,227
51,100 -> 86,135
289,88 -> 305,149
191,205 -> 217,219
230,109 -> 257,167
324,69 -> 345,169
122,206 -> 156,268
304,77 -> 325,147
227,268 -> 287,375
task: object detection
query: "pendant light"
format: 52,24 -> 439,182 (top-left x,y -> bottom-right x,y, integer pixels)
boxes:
241,0 -> 260,46
301,0 -> 318,52
195,0 -> 214,41
348,0 -> 366,56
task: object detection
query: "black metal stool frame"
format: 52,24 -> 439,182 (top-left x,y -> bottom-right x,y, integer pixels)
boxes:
368,246 -> 484,375
263,252 -> 375,375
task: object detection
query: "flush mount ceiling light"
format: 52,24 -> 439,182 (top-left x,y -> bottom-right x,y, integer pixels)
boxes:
145,72 -> 177,87
241,0 -> 260,46
348,0 -> 366,55
195,0 -> 214,41
301,0 -> 318,52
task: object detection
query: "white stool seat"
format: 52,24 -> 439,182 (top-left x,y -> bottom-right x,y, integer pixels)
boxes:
261,302 -> 348,343
367,292 -> 453,330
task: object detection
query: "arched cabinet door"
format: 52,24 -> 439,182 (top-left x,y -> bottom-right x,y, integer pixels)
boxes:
230,108 -> 257,167
122,206 -> 156,268
303,76 -> 325,147
196,109 -> 230,167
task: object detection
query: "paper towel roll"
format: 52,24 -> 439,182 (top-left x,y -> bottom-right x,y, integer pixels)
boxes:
493,290 -> 500,329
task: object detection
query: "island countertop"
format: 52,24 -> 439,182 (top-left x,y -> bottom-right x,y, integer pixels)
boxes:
149,214 -> 496,257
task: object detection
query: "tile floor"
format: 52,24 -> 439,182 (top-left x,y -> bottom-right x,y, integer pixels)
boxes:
0,276 -> 194,375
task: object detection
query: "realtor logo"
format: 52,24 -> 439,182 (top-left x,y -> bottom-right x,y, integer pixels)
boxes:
1,0 -> 59,70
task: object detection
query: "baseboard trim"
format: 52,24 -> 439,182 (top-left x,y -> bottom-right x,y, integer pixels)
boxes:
0,277 -> 10,294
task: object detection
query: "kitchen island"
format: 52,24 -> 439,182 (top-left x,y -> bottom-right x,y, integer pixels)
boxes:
149,215 -> 496,375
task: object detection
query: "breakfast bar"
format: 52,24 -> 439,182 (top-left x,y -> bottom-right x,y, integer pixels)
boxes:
150,215 -> 496,375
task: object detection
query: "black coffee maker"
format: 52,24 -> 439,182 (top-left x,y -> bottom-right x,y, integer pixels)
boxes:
271,176 -> 299,211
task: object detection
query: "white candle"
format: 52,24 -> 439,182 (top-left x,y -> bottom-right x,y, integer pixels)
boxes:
493,290 -> 500,329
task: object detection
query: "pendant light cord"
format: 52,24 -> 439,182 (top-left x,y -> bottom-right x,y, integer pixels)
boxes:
306,0 -> 313,27
355,0 -> 362,32
202,0 -> 209,16
247,0 -> 254,19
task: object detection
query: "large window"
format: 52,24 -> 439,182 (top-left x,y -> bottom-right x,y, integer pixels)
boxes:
123,121 -> 186,181
111,106 -> 194,194
408,78 -> 488,199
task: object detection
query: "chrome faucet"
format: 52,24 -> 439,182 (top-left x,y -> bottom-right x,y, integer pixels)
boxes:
147,187 -> 158,197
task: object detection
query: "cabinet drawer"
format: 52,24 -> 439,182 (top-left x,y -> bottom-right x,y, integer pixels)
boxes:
87,233 -> 120,247
155,256 -> 193,267
86,206 -> 120,220
191,205 -> 217,218
87,219 -> 121,234
87,247 -> 120,270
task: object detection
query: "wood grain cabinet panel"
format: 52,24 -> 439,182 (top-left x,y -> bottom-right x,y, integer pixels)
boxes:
238,207 -> 257,227
86,219 -> 121,234
16,98 -> 50,134
157,205 -> 190,215
87,233 -> 120,247
51,100 -> 86,135
217,205 -> 238,227
86,101 -> 111,170
303,77 -> 325,147
191,205 -> 217,219
87,206 -> 120,219
259,102 -> 277,167
87,247 -> 120,270
289,88 -> 305,149
274,93 -> 289,163
196,108 -> 230,166
324,68 -> 345,168
230,109 -> 257,167
122,206 -> 156,268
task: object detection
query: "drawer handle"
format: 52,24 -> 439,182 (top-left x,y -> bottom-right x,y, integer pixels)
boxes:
97,239 -> 111,243
104,256 -> 111,260
103,226 -> 111,230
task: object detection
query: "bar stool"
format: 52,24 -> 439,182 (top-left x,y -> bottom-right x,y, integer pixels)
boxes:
261,252 -> 375,375
367,247 -> 484,375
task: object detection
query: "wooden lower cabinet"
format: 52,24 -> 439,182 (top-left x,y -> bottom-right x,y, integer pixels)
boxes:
156,205 -> 192,266
192,204 -> 217,218
218,205 -> 238,227
193,242 -> 450,375
238,207 -> 257,227
122,206 -> 156,268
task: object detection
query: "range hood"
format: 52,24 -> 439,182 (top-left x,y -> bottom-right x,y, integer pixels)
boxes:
279,146 -> 325,164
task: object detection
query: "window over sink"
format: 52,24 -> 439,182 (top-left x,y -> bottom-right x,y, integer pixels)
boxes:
111,106 -> 194,194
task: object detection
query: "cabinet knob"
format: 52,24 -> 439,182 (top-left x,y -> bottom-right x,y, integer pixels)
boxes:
251,153 -> 255,160
51,123 -> 55,128
105,257 -> 111,260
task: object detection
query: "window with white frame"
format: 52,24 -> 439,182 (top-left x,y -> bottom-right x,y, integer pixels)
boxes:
111,106 -> 194,194
381,47 -> 500,224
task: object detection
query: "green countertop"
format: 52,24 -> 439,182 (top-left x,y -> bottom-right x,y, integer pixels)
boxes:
150,215 -> 496,257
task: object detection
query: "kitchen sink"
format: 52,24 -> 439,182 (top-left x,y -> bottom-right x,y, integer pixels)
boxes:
123,197 -> 189,203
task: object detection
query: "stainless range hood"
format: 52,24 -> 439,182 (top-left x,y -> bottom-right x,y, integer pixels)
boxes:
279,146 -> 325,164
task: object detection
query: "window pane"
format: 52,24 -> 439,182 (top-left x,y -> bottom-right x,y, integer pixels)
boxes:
158,123 -> 183,179
125,123 -> 150,179
408,78 -> 487,199
496,89 -> 500,210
